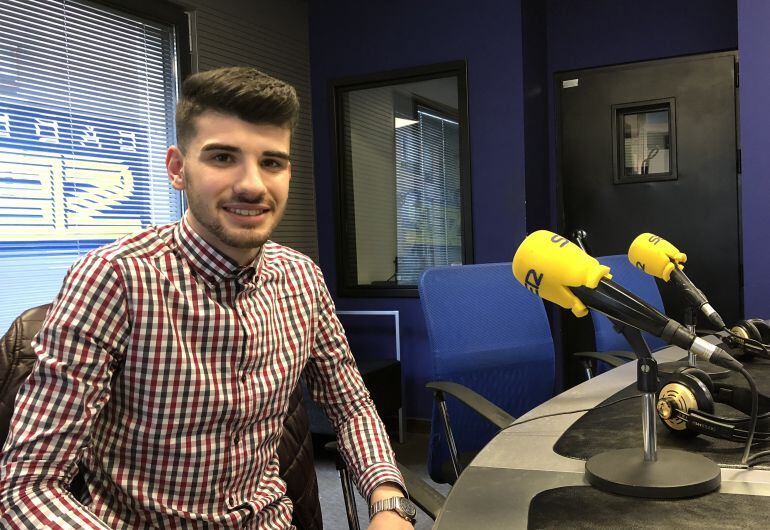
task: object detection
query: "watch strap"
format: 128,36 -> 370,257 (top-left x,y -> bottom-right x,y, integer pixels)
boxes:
369,496 -> 417,523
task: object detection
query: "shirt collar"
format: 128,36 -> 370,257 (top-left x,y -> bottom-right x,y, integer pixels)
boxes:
174,214 -> 262,284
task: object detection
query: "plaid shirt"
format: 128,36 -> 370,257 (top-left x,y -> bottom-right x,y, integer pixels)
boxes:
0,216 -> 403,529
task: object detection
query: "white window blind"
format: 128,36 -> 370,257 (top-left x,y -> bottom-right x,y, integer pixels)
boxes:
0,0 -> 182,332
395,108 -> 462,284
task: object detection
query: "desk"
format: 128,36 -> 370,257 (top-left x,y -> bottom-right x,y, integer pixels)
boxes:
433,346 -> 770,529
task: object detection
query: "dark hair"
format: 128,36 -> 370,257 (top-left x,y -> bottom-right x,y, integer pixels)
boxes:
175,66 -> 299,150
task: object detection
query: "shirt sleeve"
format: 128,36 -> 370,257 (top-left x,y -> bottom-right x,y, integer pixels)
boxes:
0,254 -> 130,529
303,264 -> 405,501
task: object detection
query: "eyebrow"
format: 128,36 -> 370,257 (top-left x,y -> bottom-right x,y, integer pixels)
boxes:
200,144 -> 290,161
200,143 -> 240,153
263,150 -> 291,162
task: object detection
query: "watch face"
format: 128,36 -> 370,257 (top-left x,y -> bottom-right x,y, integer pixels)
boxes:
397,497 -> 418,520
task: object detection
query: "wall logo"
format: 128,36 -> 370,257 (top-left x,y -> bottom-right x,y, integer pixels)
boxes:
0,103 -> 150,241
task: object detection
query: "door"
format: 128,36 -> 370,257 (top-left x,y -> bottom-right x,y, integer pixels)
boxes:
557,51 -> 741,326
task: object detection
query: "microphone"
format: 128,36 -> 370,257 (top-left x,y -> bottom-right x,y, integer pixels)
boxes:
628,233 -> 726,330
513,230 -> 742,371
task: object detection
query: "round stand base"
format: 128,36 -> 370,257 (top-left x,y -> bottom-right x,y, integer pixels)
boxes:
658,360 -> 729,380
585,448 -> 721,499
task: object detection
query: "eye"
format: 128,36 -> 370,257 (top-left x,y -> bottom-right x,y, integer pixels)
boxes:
262,158 -> 287,170
212,153 -> 233,163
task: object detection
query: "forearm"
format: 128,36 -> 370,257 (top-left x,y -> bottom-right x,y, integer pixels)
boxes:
308,265 -> 406,498
323,389 -> 405,498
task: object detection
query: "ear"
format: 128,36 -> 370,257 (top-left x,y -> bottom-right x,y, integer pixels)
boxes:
166,145 -> 186,190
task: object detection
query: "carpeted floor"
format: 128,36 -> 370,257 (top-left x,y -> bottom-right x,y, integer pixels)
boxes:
313,431 -> 450,529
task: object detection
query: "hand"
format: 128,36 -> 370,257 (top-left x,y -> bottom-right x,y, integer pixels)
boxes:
367,510 -> 414,530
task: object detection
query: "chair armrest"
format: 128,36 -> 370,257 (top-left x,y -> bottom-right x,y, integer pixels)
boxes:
602,350 -> 636,361
426,381 -> 515,430
573,351 -> 633,368
396,462 -> 445,521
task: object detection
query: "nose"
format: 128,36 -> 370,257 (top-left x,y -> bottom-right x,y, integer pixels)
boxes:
233,160 -> 267,198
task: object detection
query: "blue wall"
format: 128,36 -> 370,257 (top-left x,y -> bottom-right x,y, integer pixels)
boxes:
309,0 -> 742,420
738,0 -> 770,317
308,0 -> 527,418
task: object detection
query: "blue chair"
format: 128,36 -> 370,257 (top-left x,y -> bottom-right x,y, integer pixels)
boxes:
584,255 -> 667,376
418,263 -> 555,484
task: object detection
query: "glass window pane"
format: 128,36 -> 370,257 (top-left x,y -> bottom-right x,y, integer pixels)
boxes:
622,109 -> 671,176
336,70 -> 469,293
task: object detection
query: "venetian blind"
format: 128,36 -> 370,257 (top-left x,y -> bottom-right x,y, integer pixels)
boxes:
0,0 -> 182,331
395,108 -> 462,284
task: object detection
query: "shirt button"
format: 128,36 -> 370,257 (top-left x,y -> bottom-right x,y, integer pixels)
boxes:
241,374 -> 248,383
233,434 -> 241,445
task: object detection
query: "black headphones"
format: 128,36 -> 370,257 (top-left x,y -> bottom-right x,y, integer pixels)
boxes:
656,366 -> 770,443
724,319 -> 770,358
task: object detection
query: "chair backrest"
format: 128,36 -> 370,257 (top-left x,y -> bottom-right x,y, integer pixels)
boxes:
418,263 -> 555,483
593,255 -> 667,353
0,305 -> 322,530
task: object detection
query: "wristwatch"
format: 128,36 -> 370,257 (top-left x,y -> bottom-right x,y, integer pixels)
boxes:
369,496 -> 417,524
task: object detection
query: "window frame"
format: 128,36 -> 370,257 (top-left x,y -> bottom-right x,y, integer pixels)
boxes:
91,0 -> 192,84
330,61 -> 473,298
611,98 -> 678,184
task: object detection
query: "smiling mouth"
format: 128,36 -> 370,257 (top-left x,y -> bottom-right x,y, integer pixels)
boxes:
223,206 -> 269,216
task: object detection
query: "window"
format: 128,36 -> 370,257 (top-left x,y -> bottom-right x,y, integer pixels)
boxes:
0,0 -> 189,331
613,99 -> 677,184
332,62 -> 472,297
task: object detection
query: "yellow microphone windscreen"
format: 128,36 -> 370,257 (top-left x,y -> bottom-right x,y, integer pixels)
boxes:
512,230 -> 611,317
627,233 -> 687,282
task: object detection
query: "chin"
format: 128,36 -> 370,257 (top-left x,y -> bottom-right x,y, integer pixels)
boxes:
223,230 -> 271,249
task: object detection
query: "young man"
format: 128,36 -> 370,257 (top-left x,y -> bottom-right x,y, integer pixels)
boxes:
0,67 -> 415,529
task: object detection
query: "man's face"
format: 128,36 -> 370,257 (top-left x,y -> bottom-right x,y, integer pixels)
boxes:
166,111 -> 292,265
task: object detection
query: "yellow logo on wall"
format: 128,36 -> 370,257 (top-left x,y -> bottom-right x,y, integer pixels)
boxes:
0,147 -> 142,240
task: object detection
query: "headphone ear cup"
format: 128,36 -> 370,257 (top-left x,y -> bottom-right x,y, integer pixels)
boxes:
741,319 -> 763,342
657,372 -> 715,437
678,367 -> 715,395
748,319 -> 770,344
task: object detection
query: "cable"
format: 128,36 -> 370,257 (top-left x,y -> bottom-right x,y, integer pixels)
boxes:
747,449 -> 770,465
667,409 -> 770,442
508,394 -> 642,428
722,327 -> 770,360
739,367 -> 759,465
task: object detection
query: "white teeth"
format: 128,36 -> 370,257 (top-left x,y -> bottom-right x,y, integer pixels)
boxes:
227,208 -> 264,216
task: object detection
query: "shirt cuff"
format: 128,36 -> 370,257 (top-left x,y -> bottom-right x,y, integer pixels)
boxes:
358,462 -> 406,502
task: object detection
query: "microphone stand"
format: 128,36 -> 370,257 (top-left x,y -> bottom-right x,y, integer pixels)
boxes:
657,307 -> 729,379
584,320 -> 721,498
